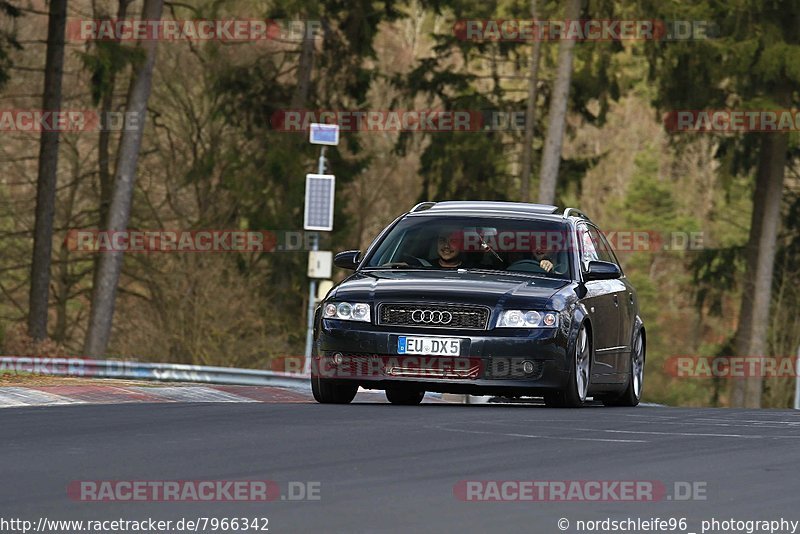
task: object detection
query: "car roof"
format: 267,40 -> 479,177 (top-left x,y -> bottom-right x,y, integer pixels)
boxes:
406,201 -> 590,223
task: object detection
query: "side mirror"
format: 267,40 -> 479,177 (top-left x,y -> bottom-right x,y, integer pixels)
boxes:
334,250 -> 361,270
584,260 -> 621,281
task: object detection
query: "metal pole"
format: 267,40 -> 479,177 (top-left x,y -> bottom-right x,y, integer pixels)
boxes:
794,344 -> 800,409
303,147 -> 327,374
303,235 -> 318,374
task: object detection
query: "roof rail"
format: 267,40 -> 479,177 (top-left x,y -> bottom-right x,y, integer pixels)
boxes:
420,201 -> 559,214
410,201 -> 436,213
563,207 -> 590,220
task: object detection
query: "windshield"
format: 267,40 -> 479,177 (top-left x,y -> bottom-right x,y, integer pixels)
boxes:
363,215 -> 573,279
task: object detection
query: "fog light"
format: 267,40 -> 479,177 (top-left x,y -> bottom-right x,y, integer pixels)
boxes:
522,360 -> 535,374
332,353 -> 344,365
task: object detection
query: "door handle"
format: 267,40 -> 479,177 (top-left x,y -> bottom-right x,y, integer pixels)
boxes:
613,295 -> 619,307
629,293 -> 634,305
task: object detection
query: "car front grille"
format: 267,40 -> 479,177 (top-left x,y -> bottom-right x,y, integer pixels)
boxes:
378,303 -> 490,330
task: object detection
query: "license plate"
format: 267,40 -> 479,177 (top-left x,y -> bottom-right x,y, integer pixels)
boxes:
397,336 -> 461,356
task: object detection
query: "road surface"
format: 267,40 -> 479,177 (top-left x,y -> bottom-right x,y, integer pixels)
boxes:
2,400 -> 799,533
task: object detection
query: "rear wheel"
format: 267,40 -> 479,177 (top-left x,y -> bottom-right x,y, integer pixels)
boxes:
385,389 -> 425,405
545,324 -> 591,408
311,377 -> 358,404
603,329 -> 644,407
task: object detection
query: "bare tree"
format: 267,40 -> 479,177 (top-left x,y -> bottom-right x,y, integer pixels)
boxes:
519,0 -> 542,203
28,0 -> 68,341
90,0 -> 132,307
291,19 -> 315,108
83,0 -> 164,357
96,0 -> 133,228
538,0 -> 580,205
731,129 -> 789,408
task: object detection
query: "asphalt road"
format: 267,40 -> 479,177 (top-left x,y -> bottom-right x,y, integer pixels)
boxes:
2,400 -> 800,533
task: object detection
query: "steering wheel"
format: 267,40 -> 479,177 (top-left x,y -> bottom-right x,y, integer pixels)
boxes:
403,255 -> 431,267
382,255 -> 430,268
507,259 -> 549,273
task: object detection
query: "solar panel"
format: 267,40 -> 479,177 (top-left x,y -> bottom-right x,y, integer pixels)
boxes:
304,174 -> 335,231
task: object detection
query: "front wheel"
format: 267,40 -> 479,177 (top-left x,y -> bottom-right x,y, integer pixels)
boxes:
385,389 -> 425,405
545,324 -> 591,408
603,329 -> 644,407
311,377 -> 358,404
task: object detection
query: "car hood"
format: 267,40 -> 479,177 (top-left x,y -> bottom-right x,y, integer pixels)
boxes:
329,269 -> 569,309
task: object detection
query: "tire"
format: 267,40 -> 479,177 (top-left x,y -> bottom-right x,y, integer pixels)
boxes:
385,388 -> 425,405
311,377 -> 358,404
603,329 -> 645,407
545,324 -> 591,408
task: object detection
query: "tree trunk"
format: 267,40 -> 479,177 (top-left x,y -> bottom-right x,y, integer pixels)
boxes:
730,130 -> 788,408
519,0 -> 541,203
97,0 -> 132,228
91,0 -> 131,302
54,150 -> 82,344
83,0 -> 164,357
538,0 -> 580,205
291,21 -> 314,109
28,0 -> 68,341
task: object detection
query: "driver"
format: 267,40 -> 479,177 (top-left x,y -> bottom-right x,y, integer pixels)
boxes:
435,229 -> 464,269
533,247 -> 566,274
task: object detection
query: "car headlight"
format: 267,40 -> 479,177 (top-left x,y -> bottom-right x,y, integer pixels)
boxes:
496,310 -> 558,328
323,302 -> 371,322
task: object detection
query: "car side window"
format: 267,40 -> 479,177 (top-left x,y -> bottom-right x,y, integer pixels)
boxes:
594,228 -> 624,274
587,226 -> 617,265
578,225 -> 598,271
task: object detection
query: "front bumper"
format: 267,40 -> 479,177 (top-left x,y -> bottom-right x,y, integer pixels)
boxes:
312,319 -> 572,396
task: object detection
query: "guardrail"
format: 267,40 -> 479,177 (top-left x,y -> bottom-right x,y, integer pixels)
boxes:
0,357 -> 309,389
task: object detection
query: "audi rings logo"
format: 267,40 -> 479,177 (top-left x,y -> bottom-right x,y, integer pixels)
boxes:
411,309 -> 453,324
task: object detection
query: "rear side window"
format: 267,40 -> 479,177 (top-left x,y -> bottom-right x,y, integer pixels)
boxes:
579,224 -> 622,273
578,225 -> 599,270
588,227 -> 617,265
594,228 -> 623,274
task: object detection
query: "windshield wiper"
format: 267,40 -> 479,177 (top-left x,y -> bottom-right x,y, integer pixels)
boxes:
363,265 -> 427,270
461,268 -> 561,280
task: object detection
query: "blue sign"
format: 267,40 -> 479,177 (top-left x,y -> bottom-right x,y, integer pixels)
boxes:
310,123 -> 339,146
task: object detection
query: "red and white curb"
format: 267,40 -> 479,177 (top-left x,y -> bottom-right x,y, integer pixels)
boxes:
0,385 -> 310,408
